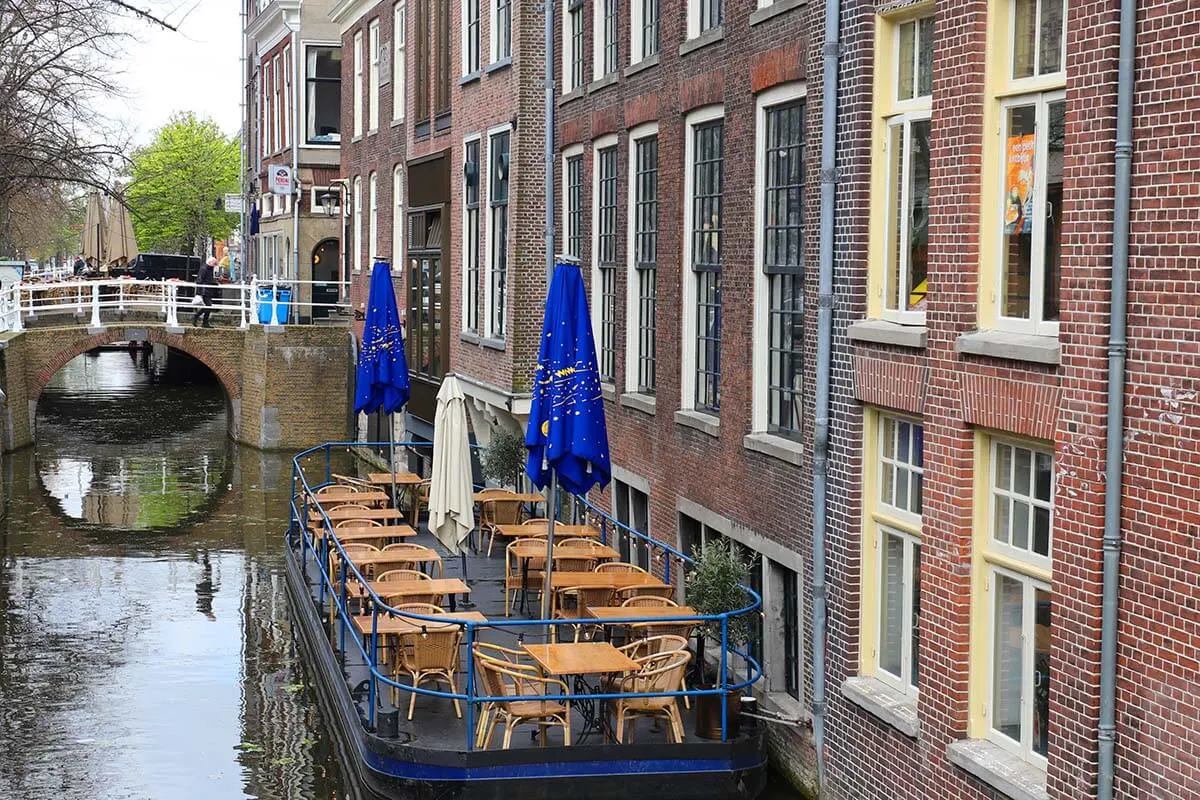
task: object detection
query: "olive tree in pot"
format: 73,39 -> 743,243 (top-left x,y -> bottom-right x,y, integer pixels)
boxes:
685,538 -> 754,739
481,428 -> 527,489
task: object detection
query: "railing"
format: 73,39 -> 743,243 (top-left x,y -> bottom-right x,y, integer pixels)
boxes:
0,277 -> 353,333
289,441 -> 764,751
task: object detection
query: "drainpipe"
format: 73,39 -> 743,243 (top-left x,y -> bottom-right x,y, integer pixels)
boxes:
1097,1 -> 1135,798
543,0 -> 556,285
811,0 -> 840,788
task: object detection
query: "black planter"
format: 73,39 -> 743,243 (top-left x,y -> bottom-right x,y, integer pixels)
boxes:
694,688 -> 742,740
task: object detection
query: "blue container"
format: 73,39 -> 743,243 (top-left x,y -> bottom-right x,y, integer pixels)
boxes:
256,286 -> 274,324
275,288 -> 292,325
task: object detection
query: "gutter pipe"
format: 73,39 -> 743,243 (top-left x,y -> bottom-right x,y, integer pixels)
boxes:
291,2 -> 303,292
812,0 -> 840,788
1097,0 -> 1136,797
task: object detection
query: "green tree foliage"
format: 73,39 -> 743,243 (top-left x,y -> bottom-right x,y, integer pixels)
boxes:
125,113 -> 239,254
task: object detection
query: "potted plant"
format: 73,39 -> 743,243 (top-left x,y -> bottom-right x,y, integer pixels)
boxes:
685,538 -> 754,739
481,428 -> 526,488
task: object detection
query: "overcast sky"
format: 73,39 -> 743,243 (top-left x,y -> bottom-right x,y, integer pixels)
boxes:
116,1 -> 243,146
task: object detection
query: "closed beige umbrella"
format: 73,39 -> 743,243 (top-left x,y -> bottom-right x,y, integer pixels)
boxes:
105,199 -> 138,266
80,192 -> 107,265
429,374 -> 474,557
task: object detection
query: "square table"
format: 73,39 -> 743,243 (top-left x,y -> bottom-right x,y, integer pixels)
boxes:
366,577 -> 471,611
585,605 -> 697,621
311,490 -> 390,506
312,507 -> 407,524
367,472 -> 425,486
495,523 -> 603,540
522,642 -> 641,743
326,525 -> 418,545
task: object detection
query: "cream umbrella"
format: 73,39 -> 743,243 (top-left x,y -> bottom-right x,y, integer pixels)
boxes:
80,192 -> 108,266
429,374 -> 474,558
104,199 -> 138,267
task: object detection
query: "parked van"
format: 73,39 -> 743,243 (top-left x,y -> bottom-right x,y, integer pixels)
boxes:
121,253 -> 202,282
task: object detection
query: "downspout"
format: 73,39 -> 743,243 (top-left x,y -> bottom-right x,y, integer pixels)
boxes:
239,0 -> 248,282
1097,0 -> 1135,798
812,0 -> 840,788
291,3 -> 303,292
544,0 -> 556,284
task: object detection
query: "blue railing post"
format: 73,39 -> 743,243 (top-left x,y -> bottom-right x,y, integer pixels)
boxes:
720,616 -> 729,742
324,443 -> 332,485
338,561 -> 348,656
369,601 -> 379,726
464,623 -> 477,751
665,552 -> 671,584
601,517 -> 608,546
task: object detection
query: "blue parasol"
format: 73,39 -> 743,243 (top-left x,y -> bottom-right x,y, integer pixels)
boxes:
355,261 -> 410,502
524,258 -> 610,624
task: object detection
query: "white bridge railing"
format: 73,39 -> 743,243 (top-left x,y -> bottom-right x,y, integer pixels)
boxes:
0,277 -> 352,333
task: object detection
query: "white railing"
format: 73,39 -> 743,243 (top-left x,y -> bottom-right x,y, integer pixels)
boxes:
0,277 -> 352,333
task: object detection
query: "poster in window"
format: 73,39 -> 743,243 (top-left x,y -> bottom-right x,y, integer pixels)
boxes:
1004,133 -> 1035,235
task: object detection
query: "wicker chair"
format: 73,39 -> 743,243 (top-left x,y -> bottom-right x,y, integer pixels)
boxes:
619,594 -> 678,608
552,540 -> 599,573
613,584 -> 676,603
335,518 -> 383,529
504,539 -> 545,617
595,562 -> 649,574
608,650 -> 692,743
381,543 -> 442,575
394,626 -> 463,720
618,633 -> 693,708
316,484 -> 357,497
328,543 -> 380,629
474,654 -> 572,749
481,496 -> 526,556
376,569 -> 438,605
552,585 -> 615,641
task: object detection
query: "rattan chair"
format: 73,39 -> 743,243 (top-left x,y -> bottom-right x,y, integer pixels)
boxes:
394,626 -> 463,720
613,584 -> 676,603
376,569 -> 438,605
619,594 -> 677,608
316,484 -> 357,497
336,518 -> 383,528
480,495 -> 526,556
328,543 -> 380,629
382,543 -> 442,575
504,539 -> 544,617
552,585 -> 615,641
609,650 -> 692,743
595,562 -> 649,574
474,654 -> 572,749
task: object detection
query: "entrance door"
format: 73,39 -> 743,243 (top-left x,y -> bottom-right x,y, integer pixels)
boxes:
311,238 -> 340,319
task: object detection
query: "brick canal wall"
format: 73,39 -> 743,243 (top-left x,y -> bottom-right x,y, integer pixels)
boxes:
0,325 -> 353,451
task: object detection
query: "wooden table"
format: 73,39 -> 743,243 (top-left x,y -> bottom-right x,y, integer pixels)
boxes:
367,472 -> 425,486
311,507 -> 407,524
586,605 -> 696,621
310,490 -> 390,506
523,641 -> 640,676
474,491 -> 545,504
325,525 -> 418,544
508,539 -> 620,561
548,572 -> 667,590
352,610 -> 488,637
495,523 -> 603,540
367,578 -> 471,611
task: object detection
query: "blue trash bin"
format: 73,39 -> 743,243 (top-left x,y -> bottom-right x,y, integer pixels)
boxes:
275,288 -> 292,325
256,286 -> 274,324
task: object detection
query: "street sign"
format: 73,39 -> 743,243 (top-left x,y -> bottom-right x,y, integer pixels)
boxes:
269,165 -> 294,196
224,193 -> 244,213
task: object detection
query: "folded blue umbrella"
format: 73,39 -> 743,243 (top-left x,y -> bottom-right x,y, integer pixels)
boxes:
355,261 -> 410,415
524,261 -> 611,496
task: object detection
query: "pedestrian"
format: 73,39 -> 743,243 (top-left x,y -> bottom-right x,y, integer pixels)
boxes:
73,255 -> 85,275
192,256 -> 218,328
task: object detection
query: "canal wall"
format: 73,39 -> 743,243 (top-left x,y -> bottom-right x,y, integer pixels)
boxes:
0,325 -> 353,451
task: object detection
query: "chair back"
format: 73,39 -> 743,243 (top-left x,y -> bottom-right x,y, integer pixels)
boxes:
330,503 -> 372,513
506,540 -> 546,575
337,518 -> 383,528
620,594 -> 677,608
623,650 -> 691,694
558,585 -> 614,615
620,634 -> 690,660
631,620 -> 697,641
376,568 -> 432,583
488,499 -> 524,526
554,555 -> 596,572
404,626 -> 462,670
317,484 -> 357,496
393,602 -> 445,615
382,543 -> 430,556
595,562 -> 647,574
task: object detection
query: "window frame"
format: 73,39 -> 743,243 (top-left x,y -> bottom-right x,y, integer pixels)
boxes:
630,0 -> 658,64
353,175 -> 363,271
462,0 -> 480,75
591,136 -> 619,385
368,19 -> 380,132
353,31 -> 364,138
491,0 -> 512,63
484,124 -> 512,339
561,144 -> 585,258
686,0 -> 722,39
368,171 -> 378,264
392,165 -> 405,274
463,135 -> 482,333
302,42 -> 342,146
624,123 -> 658,396
282,45 -> 292,149
393,2 -> 406,121
593,0 -> 619,80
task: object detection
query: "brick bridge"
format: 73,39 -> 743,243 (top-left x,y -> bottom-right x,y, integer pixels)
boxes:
0,323 -> 353,451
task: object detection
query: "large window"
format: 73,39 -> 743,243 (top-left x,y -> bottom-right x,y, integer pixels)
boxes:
407,207 -> 445,378
368,19 -> 380,131
687,0 -> 721,38
492,0 -> 511,62
463,138 -> 481,333
272,55 -> 282,152
594,0 -> 619,79
563,150 -> 583,257
487,129 -> 511,337
353,176 -> 363,270
305,46 -> 341,144
434,0 -> 451,122
628,129 -> 657,394
463,0 -> 480,74
613,479 -> 651,571
594,143 -> 618,383
687,116 -> 724,414
414,0 -> 430,125
353,31 -> 363,137
392,166 -> 405,271
282,45 -> 292,149
975,436 -> 1053,766
393,2 -> 406,121
563,0 -> 585,93
368,172 -> 378,263
630,0 -> 658,64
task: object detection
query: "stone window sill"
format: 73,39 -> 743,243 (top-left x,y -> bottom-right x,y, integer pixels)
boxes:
620,392 -> 656,416
743,431 -> 803,467
946,739 -> 1049,800
601,382 -> 617,402
848,318 -> 927,349
480,336 -> 506,351
679,25 -> 724,57
841,676 -> 919,738
588,72 -> 619,93
457,71 -> 481,87
674,409 -> 719,438
459,331 -> 481,345
484,57 -> 512,75
624,53 -> 659,78
955,329 -> 1060,366
558,88 -> 586,107
750,0 -> 806,26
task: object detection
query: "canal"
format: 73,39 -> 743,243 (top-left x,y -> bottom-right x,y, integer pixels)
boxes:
0,348 -> 800,799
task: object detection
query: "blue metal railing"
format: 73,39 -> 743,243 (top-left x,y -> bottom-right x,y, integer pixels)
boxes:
289,441 -> 763,751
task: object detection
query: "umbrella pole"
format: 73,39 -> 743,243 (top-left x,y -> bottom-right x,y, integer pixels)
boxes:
540,472 -> 558,638
388,414 -> 398,513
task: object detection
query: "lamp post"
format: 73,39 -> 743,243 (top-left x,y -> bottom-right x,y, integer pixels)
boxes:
318,181 -> 350,303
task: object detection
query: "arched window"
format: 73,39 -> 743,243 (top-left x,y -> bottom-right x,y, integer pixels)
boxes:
369,172 -> 378,264
353,176 -> 363,270
392,164 -> 404,271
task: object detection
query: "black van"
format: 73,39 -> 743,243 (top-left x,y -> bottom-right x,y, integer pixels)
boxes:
122,253 -> 202,282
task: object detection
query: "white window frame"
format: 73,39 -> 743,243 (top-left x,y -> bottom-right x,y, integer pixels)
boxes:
880,111 -> 931,323
630,0 -> 658,64
679,105 -> 724,413
271,55 -> 282,152
591,134 -> 619,384
393,2 -> 407,121
462,134 -> 483,332
875,524 -> 920,693
368,19 -> 380,132
624,122 -> 658,394
353,31 -> 364,137
1006,0 -> 1066,89
259,66 -> 268,157
483,123 -> 513,339
987,438 -> 1054,571
282,45 -> 292,149
751,83 -> 806,435
686,0 -> 720,40
461,0 -> 479,75
392,165 -> 405,273
592,0 -> 615,81
561,143 -> 585,258
368,171 -> 378,264
300,41 -> 343,148
562,0 -> 585,94
490,0 -> 511,63
353,175 -> 363,271
309,186 -> 342,215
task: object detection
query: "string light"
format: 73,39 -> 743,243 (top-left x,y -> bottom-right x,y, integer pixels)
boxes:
420,625 -> 429,639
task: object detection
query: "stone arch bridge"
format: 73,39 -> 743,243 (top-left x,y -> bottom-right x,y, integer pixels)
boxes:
0,323 -> 353,451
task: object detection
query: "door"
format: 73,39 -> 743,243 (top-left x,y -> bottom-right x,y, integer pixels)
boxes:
311,238 -> 340,318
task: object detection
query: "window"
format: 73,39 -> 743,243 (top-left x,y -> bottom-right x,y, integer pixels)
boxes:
259,67 -> 268,157
353,176 -> 363,270
973,436 -> 1053,766
463,138 -> 481,333
368,19 -> 380,131
563,0 -> 585,93
594,0 -> 619,79
687,0 -> 721,39
393,2 -> 406,121
352,32 -> 363,137
392,166 -> 405,271
563,149 -> 583,257
861,412 -> 923,695
407,208 -> 445,378
434,0 -> 451,120
630,0 -> 658,63
753,88 -> 805,440
982,0 -> 1065,334
593,142 -> 618,383
368,172 -> 378,263
682,111 -> 724,415
282,45 -> 292,148
414,0 -> 430,125
272,55 -> 282,152
613,479 -> 651,570
305,46 -> 341,144
486,128 -> 511,337
463,0 -> 480,74
626,128 -> 657,394
492,0 -> 511,62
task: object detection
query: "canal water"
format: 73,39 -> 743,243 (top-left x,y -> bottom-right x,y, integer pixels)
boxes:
0,348 -> 801,800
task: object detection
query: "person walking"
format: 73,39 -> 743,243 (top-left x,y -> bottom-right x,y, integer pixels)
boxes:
192,256 -> 218,328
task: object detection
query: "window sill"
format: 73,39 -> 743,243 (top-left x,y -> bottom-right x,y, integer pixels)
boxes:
459,331 -> 482,345
390,118 -> 405,129
588,72 -> 619,94
624,52 -> 660,78
674,409 -> 719,438
679,25 -> 724,57
368,128 -> 379,136
743,432 -> 804,467
848,319 -> 927,349
946,739 -> 1049,800
750,0 -> 806,25
955,329 -> 1060,366
841,676 -> 919,738
620,392 -> 656,416
558,88 -> 586,106
480,336 -> 506,351
458,71 -> 481,86
484,57 -> 512,75
601,382 -> 617,402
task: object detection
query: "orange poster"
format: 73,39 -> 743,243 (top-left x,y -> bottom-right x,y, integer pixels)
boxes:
1004,134 -> 1035,235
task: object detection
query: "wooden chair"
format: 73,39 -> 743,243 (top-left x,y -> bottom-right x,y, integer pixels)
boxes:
595,562 -> 649,574
329,503 -> 372,513
613,584 -> 676,604
382,543 -> 442,575
481,495 -> 525,556
365,602 -> 444,665
328,543 -> 380,629
376,569 -> 438,605
394,626 -> 463,720
335,518 -> 383,529
474,655 -> 572,749
504,539 -> 544,617
316,484 -> 357,497
405,480 -> 431,525
552,585 -> 615,641
609,650 -> 692,744
553,540 -> 599,573
618,634 -> 693,708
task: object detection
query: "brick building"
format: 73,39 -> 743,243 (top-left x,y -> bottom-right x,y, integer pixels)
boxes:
242,0 -> 344,319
